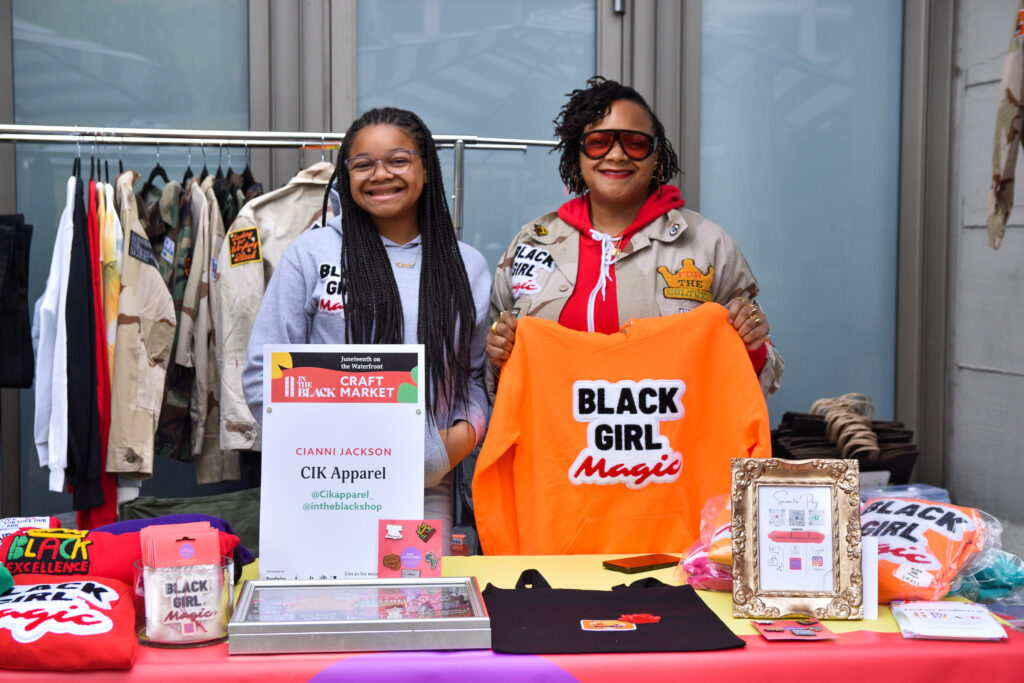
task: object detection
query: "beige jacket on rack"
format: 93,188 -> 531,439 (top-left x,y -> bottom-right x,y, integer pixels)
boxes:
195,175 -> 239,483
217,161 -> 336,451
106,171 -> 177,478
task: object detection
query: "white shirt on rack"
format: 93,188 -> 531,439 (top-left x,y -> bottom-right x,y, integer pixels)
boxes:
33,175 -> 76,491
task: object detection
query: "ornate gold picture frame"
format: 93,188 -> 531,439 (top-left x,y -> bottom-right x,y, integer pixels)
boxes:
731,458 -> 863,620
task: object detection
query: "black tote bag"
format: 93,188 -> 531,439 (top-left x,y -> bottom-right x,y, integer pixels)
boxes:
482,569 -> 745,654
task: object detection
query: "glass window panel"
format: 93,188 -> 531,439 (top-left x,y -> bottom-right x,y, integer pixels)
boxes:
701,0 -> 903,421
13,0 -> 250,514
357,0 -> 595,268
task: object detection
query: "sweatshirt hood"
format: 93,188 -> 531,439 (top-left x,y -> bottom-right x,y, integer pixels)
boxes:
325,184 -> 342,233
557,185 -> 685,240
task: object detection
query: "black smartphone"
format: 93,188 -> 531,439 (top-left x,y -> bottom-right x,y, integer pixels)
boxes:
602,553 -> 680,574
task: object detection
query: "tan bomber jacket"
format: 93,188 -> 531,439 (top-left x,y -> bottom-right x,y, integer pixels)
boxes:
489,207 -> 784,397
217,162 -> 336,451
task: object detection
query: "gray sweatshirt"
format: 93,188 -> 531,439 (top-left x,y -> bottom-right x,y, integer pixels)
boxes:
243,199 -> 492,529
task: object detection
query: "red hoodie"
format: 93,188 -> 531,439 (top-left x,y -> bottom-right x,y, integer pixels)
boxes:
555,186 -> 767,371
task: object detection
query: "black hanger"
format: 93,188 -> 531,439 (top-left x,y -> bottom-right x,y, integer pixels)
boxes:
105,159 -> 110,185
118,141 -> 124,174
199,144 -> 209,183
241,141 -> 253,191
182,145 -> 194,184
215,144 -> 224,180
242,161 -> 256,193
140,144 -> 170,198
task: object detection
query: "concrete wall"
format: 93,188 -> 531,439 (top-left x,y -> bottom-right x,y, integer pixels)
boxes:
949,0 -> 1024,524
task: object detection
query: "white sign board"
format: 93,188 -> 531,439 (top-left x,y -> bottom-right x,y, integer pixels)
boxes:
259,344 -> 425,580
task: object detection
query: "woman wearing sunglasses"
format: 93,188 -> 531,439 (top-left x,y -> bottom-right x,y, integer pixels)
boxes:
244,108 -> 492,544
486,77 -> 783,395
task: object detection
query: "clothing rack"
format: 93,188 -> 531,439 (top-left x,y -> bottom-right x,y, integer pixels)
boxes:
0,123 -> 557,236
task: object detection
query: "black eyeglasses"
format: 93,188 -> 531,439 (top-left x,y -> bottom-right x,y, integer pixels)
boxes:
344,149 -> 419,179
580,129 -> 657,160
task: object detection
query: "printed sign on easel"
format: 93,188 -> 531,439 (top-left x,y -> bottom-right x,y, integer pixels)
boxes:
259,344 -> 425,580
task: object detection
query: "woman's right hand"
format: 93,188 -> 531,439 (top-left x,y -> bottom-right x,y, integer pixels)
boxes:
486,310 -> 518,372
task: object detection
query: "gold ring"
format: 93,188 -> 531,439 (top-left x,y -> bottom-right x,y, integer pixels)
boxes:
490,321 -> 499,335
752,314 -> 761,325
749,303 -> 758,314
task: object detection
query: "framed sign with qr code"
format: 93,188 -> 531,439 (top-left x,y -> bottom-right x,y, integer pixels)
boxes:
731,458 -> 863,620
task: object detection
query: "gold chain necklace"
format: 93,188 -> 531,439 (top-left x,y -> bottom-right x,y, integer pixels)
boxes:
390,245 -> 420,269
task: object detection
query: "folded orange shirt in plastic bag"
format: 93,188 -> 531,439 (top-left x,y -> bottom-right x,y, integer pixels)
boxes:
861,497 -> 986,603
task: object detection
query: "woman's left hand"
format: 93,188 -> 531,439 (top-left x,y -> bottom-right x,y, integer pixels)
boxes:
727,297 -> 770,351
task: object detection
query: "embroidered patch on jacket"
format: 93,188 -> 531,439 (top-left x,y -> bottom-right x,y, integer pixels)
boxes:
161,236 -> 175,264
510,243 -> 555,299
657,258 -> 714,302
533,223 -> 548,236
128,231 -> 157,266
228,227 -> 262,267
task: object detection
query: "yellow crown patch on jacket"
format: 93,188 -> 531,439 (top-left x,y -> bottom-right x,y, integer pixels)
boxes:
657,258 -> 714,302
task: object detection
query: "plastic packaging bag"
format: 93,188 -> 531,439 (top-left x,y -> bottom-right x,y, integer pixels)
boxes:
987,598 -> 1024,632
950,548 -> 1024,602
675,538 -> 733,591
673,495 -> 733,590
861,497 -> 990,602
859,483 -> 951,505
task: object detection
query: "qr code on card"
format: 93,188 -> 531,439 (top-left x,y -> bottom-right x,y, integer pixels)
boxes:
769,509 -> 785,526
788,510 -> 806,526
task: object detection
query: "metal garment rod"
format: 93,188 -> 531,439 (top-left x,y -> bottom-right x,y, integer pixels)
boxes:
0,124 -> 553,236
0,123 -> 556,148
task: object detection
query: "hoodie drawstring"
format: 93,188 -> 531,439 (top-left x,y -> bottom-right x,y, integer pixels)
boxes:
586,229 -> 620,332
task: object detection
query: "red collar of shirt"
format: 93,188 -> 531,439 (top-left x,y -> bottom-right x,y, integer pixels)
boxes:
556,185 -> 685,242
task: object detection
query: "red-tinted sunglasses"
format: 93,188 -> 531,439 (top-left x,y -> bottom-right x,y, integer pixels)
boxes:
581,129 -> 657,160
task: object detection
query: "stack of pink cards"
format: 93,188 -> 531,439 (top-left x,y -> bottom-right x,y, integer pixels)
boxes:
139,523 -> 230,644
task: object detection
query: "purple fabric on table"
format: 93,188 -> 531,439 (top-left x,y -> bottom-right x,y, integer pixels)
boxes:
94,514 -> 255,565
309,651 -> 576,682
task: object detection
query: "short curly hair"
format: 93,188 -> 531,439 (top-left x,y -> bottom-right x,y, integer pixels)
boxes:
553,76 -> 679,195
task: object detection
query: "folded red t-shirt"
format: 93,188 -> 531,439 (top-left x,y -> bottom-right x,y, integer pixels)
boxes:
0,573 -> 137,671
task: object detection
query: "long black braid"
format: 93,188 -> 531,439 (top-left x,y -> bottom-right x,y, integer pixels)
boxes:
320,107 -> 476,423
553,76 -> 680,195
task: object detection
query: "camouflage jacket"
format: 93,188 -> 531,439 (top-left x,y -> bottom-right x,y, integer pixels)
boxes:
217,161 -> 336,451
989,0 -> 1024,249
490,207 -> 784,397
153,182 -> 197,462
106,171 -> 176,478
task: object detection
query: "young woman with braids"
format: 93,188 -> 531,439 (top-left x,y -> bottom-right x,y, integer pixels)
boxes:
244,108 -> 491,542
486,77 -> 784,395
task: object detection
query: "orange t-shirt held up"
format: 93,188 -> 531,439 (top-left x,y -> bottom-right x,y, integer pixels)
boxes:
473,304 -> 770,556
